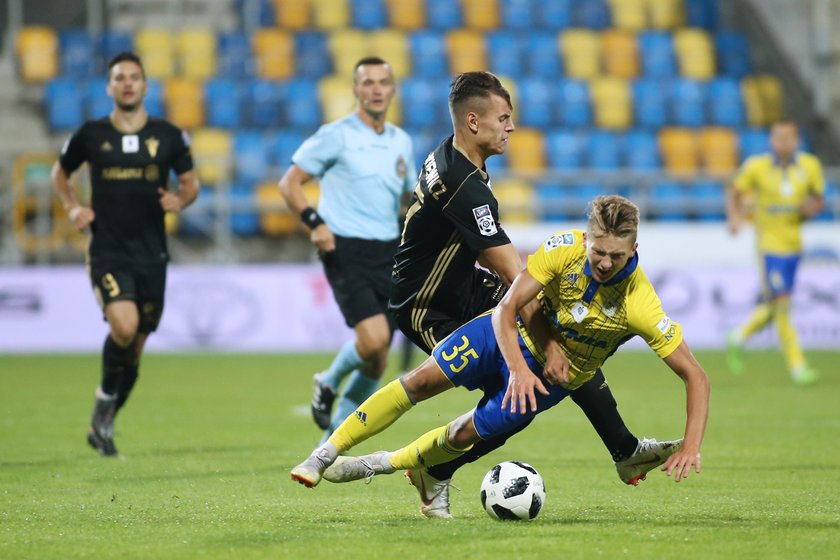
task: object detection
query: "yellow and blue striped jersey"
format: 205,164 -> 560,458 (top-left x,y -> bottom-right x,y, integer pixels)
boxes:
525,230 -> 682,390
734,152 -> 825,255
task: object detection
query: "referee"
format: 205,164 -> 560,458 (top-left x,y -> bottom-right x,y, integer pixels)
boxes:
51,52 -> 199,456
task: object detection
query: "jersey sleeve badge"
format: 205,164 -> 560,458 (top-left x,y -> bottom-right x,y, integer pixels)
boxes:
544,232 -> 575,252
472,204 -> 498,236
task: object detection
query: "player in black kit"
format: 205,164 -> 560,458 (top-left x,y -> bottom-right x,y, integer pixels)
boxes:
51,52 -> 199,456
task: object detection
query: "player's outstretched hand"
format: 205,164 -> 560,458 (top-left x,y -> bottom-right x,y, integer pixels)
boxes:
662,448 -> 701,483
541,342 -> 570,385
501,367 -> 549,415
68,206 -> 95,230
158,188 -> 185,213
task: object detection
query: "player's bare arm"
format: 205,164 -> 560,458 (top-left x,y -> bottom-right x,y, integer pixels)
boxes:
50,161 -> 95,230
158,170 -> 199,213
799,193 -> 825,220
660,341 -> 711,482
278,164 -> 334,252
724,180 -> 743,235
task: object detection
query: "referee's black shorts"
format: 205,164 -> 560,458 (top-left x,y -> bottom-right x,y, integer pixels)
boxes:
320,235 -> 398,331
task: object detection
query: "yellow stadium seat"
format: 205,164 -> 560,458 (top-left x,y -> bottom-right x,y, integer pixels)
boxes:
252,29 -> 295,79
388,91 -> 403,127
757,74 -> 784,124
741,77 -> 763,127
15,26 -> 58,82
462,0 -> 500,30
273,0 -> 311,29
386,0 -> 425,30
591,77 -> 632,129
257,182 -> 298,235
601,29 -> 639,79
370,30 -> 411,78
659,127 -> 699,175
560,29 -> 601,80
312,0 -> 350,29
11,152 -> 72,253
191,128 -> 233,185
328,29 -> 371,77
700,127 -> 738,176
135,28 -> 176,79
319,74 -> 357,123
446,30 -> 487,75
608,0 -> 647,31
164,77 -> 205,130
646,0 -> 685,29
493,179 -> 536,223
506,129 -> 545,174
674,28 -> 715,80
177,28 -> 217,79
497,75 -> 518,112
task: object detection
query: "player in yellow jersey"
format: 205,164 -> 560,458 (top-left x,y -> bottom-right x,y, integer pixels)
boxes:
290,196 -> 710,500
725,119 -> 825,385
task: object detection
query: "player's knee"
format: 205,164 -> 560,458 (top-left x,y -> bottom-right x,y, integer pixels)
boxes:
402,360 -> 449,402
109,322 -> 138,347
446,415 -> 479,449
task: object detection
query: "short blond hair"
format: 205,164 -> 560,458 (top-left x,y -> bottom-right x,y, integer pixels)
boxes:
587,195 -> 640,243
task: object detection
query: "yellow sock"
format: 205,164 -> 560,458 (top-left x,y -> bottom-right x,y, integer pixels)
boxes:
772,298 -> 805,373
328,379 -> 413,453
738,302 -> 773,341
388,422 -> 474,470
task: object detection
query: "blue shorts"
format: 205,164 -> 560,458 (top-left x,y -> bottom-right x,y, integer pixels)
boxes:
761,253 -> 800,298
431,312 -> 570,439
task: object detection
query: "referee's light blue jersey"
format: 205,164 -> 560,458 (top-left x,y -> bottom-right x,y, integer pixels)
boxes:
292,113 -> 417,241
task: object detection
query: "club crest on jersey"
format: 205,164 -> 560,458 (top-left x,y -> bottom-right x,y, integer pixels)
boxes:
544,233 -> 575,252
396,155 -> 407,178
145,136 -> 159,158
472,205 -> 498,236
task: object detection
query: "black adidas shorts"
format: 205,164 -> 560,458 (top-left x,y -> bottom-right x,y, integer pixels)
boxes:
89,261 -> 167,333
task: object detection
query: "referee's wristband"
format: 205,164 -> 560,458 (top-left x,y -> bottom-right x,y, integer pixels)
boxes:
300,207 -> 326,229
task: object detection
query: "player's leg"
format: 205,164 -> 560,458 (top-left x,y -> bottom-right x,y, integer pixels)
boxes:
728,255 -> 776,373
768,255 -> 817,384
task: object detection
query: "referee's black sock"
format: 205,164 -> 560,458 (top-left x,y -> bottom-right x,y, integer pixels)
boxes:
570,370 -> 638,462
101,334 -> 134,397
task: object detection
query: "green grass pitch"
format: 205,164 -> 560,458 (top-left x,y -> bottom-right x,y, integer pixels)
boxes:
1,350 -> 838,559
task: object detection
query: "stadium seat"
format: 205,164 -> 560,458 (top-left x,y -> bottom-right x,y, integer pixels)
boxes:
815,181 -> 838,221
145,80 -> 165,118
234,131 -> 271,184
177,29 -> 217,79
546,129 -> 585,170
487,31 -> 523,78
560,29 -> 601,80
295,32 -> 332,79
16,26 -> 59,82
525,32 -> 563,77
229,183 -> 260,236
699,127 -> 738,176
569,182 -> 606,216
650,181 -> 690,220
191,128 -> 233,185
685,0 -> 718,29
602,29 -> 639,79
738,127 -> 769,159
555,79 -> 592,127
217,32 -> 252,78
45,78 -> 85,131
573,0 -> 610,29
164,77 -> 205,130
272,129 -> 306,171
506,128 -> 545,173
425,0 -> 463,29
446,30 -> 487,75
327,29 -> 370,77
516,78 -> 554,128
273,0 -> 312,29
352,0 -> 388,29
485,151 -> 508,174
674,28 -> 715,80
591,76 -> 632,130
742,75 -> 783,127
99,30 -> 133,69
257,182 -> 298,235
493,179 -> 536,223
659,127 -> 699,175
247,79 -> 285,127
587,130 -> 621,170
135,28 -> 176,79
177,188 -> 213,236
538,0 -> 572,29
286,78 -> 322,129
671,78 -> 706,127
715,31 -> 751,79
318,74 -> 357,123
535,182 -> 571,221
312,0 -> 351,29
500,0 -> 535,30
385,0 -> 425,29
692,179 -> 725,221
623,128 -> 660,170
632,78 -> 668,128
462,0 -> 500,30
646,0 -> 685,29
59,29 -> 96,78
252,29 -> 295,80
205,78 -> 244,129
405,126 -> 450,169
370,29 -> 411,78
409,30 -> 448,78
639,31 -> 676,77
608,0 -> 646,31
708,77 -> 744,126
86,77 -> 111,119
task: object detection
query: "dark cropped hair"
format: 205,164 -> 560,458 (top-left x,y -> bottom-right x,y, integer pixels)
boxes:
587,195 -> 640,244
107,51 -> 146,79
448,71 -> 512,114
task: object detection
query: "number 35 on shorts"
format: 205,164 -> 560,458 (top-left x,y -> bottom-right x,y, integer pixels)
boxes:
440,335 -> 478,373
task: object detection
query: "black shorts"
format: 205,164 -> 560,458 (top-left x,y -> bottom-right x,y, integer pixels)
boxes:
89,261 -> 167,333
393,268 -> 507,354
320,236 -> 398,330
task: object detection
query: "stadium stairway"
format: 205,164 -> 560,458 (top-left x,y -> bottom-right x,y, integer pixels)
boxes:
0,49 -> 52,154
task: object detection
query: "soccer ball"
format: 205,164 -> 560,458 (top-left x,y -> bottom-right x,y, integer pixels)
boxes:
480,461 -> 546,521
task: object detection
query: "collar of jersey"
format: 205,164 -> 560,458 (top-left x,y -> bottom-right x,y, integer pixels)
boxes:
581,252 -> 639,302
771,152 -> 799,168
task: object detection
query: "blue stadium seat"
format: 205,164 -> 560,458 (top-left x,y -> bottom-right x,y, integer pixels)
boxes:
405,126 -> 450,169
426,0 -> 462,29
525,32 -> 563,77
485,151 -> 508,174
517,78 -> 554,128
692,180 -> 725,221
555,80 -> 591,127
546,129 -> 584,170
537,0 -> 572,29
98,30 -> 133,70
587,131 -> 621,170
285,78 -> 321,129
229,183 -> 260,236
686,0 -> 719,29
45,78 -> 85,130
487,31 -> 523,79
178,188 -> 214,236
352,0 -> 387,30
500,0 -> 534,30
623,129 -> 660,170
639,31 -> 676,78
59,29 -> 96,78
205,78 -> 244,128
295,32 -> 332,78
247,79 -> 285,127
573,0 -> 610,29
401,77 -> 450,128
715,31 -> 751,79
671,78 -> 706,127
272,129 -> 305,170
535,182 -> 570,221
145,79 -> 164,118
632,78 -> 668,128
86,77 -> 110,119
650,181 -> 690,221
708,77 -> 744,126
570,182 -> 606,217
815,181 -> 838,221
738,128 -> 769,159
234,130 -> 271,183
218,32 -> 252,79
409,30 -> 448,78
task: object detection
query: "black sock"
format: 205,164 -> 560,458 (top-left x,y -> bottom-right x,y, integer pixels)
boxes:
115,364 -> 139,412
101,335 -> 134,396
570,370 -> 638,462
427,419 -> 533,481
